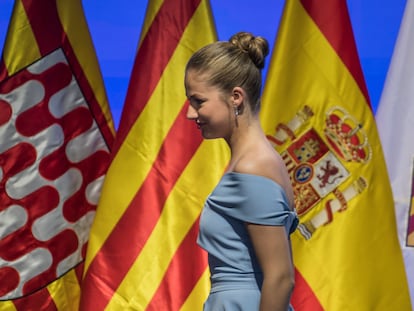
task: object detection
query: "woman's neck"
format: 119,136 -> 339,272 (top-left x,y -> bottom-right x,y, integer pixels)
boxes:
226,116 -> 266,169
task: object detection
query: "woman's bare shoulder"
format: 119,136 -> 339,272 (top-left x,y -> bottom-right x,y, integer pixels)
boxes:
233,147 -> 295,207
233,147 -> 285,184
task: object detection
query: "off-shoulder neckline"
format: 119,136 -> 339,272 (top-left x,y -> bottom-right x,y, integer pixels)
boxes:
223,171 -> 284,190
223,172 -> 296,211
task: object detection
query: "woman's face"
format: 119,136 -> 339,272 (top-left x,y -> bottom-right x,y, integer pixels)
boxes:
185,69 -> 234,140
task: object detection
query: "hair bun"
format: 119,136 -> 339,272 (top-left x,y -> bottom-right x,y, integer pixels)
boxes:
229,32 -> 269,69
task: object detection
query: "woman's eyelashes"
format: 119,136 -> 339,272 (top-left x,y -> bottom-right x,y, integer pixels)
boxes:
189,97 -> 206,108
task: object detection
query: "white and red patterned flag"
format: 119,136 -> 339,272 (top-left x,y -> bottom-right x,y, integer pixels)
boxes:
0,0 -> 114,309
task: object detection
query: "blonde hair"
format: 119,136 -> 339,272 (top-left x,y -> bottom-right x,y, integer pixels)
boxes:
185,32 -> 269,113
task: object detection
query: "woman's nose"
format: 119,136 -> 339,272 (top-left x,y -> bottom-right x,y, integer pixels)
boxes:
186,102 -> 198,120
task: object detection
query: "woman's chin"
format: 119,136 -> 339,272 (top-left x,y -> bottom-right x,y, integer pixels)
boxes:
201,131 -> 217,140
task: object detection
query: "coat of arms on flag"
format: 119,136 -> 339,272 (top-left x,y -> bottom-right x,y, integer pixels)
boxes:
0,48 -> 111,300
267,105 -> 371,240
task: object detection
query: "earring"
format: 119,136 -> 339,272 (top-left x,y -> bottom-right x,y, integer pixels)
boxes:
234,106 -> 239,117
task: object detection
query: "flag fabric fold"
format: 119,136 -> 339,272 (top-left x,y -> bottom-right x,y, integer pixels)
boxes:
376,0 -> 414,304
260,0 -> 412,310
0,0 -> 114,310
80,0 -> 228,310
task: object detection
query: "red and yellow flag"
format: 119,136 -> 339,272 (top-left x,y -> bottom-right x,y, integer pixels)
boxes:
80,0 -> 228,310
0,0 -> 114,310
260,0 -> 412,310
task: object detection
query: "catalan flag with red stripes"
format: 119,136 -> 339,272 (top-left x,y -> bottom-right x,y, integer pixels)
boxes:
79,0 -> 228,310
260,0 -> 412,310
0,0 -> 114,310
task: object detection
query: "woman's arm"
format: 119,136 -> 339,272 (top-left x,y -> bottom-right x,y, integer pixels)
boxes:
247,223 -> 295,311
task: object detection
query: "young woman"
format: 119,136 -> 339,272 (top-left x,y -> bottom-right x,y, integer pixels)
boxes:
185,32 -> 298,311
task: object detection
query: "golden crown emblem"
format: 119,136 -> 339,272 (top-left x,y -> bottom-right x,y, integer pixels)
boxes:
323,106 -> 371,163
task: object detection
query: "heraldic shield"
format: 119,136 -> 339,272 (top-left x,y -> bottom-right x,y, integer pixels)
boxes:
266,105 -> 371,240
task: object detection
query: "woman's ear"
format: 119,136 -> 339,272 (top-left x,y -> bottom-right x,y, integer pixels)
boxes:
231,86 -> 245,107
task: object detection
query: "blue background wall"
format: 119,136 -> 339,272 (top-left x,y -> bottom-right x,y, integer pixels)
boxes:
0,1 -> 407,128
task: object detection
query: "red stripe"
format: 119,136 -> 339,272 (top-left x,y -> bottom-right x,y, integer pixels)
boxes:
20,0 -> 114,146
75,262 -> 84,285
113,0 -> 201,155
408,214 -> 414,236
147,218 -> 207,310
13,287 -> 58,311
0,59 -> 8,81
21,0 -> 62,55
300,0 -> 371,107
80,106 -> 203,310
291,268 -> 324,311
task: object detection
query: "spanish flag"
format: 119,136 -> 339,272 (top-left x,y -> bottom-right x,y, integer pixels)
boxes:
260,0 -> 412,310
0,0 -> 114,310
80,0 -> 228,310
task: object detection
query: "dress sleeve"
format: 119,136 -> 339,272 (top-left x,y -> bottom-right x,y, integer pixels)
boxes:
207,173 -> 299,234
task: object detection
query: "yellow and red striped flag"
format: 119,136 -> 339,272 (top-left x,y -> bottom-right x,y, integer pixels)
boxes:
80,0 -> 228,310
260,0 -> 411,310
0,0 -> 114,310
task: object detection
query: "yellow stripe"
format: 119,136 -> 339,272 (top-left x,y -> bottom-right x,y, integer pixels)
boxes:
85,0 -> 217,271
408,232 -> 414,246
56,0 -> 115,134
410,196 -> 414,216
47,269 -> 81,310
0,301 -> 17,311
2,0 -> 40,74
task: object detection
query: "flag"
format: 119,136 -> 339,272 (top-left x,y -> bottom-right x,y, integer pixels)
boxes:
79,0 -> 228,310
376,0 -> 414,304
0,0 -> 114,310
260,0 -> 411,310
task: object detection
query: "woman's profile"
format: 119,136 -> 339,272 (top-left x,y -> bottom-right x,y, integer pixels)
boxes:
185,32 -> 298,311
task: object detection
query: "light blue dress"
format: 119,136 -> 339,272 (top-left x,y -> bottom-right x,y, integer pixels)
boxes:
197,172 -> 298,311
